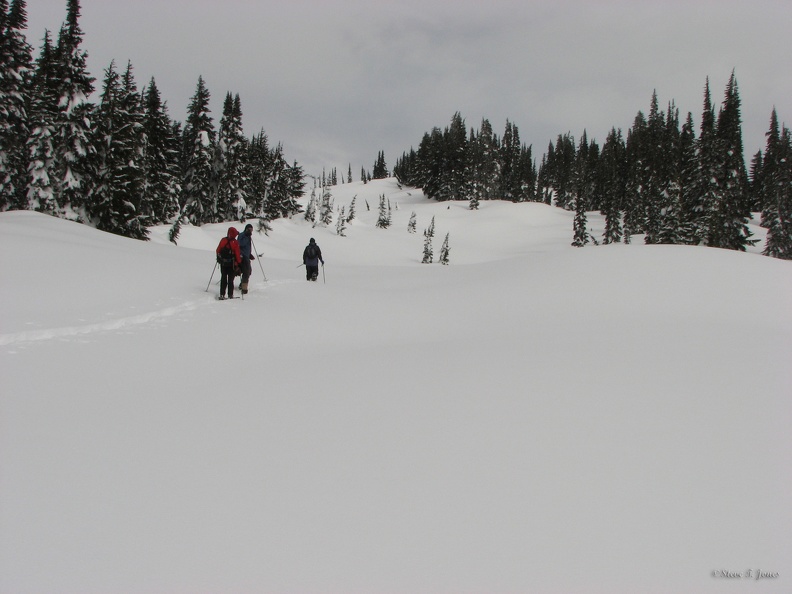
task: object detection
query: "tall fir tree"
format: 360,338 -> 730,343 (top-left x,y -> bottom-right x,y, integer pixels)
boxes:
761,112 -> 792,259
690,78 -> 719,244
0,0 -> 33,210
51,0 -> 96,219
25,30 -> 58,213
91,60 -> 148,239
438,232 -> 450,265
372,150 -> 388,179
141,77 -> 180,224
375,193 -> 390,228
676,111 -> 700,244
318,184 -> 333,226
707,72 -> 753,250
215,92 -> 247,221
180,75 -> 215,224
599,127 -> 626,244
422,216 -> 435,263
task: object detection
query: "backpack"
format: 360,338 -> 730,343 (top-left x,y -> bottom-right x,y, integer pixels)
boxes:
218,238 -> 235,265
306,244 -> 317,259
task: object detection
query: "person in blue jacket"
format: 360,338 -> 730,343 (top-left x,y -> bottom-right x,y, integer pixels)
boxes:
302,238 -> 324,281
237,224 -> 255,294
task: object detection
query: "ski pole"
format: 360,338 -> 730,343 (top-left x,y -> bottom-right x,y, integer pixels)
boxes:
205,261 -> 218,292
250,238 -> 268,281
322,262 -> 326,284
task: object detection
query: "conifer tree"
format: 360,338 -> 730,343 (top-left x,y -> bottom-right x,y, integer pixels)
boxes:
180,76 -> 215,224
623,111 -> 648,236
91,60 -> 148,239
599,127 -> 625,244
304,188 -> 317,223
707,72 -> 753,250
141,77 -> 180,224
372,150 -> 388,179
346,194 -> 356,223
319,185 -> 333,226
408,211 -> 417,233
0,0 -> 33,210
422,216 -> 435,263
439,232 -> 450,265
677,112 -> 700,244
761,114 -> 792,259
572,193 -> 589,247
336,205 -> 347,236
25,30 -> 58,213
654,101 -> 685,244
215,92 -> 247,221
642,92 -> 670,244
375,193 -> 390,228
51,0 -> 96,218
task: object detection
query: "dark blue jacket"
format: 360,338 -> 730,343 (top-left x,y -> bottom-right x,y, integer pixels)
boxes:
303,240 -> 323,266
238,230 -> 252,260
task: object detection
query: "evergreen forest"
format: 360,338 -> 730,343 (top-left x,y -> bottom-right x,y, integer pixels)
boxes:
393,84 -> 792,259
0,0 -> 305,242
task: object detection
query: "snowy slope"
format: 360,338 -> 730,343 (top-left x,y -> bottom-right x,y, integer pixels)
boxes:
1,179 -> 791,594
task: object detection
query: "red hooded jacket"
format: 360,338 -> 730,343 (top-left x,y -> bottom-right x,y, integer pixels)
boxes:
216,227 -> 242,265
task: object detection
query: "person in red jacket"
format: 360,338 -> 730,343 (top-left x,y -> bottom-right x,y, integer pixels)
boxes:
215,227 -> 242,299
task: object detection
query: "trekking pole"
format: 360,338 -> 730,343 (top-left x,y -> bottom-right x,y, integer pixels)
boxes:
296,263 -> 305,268
205,261 -> 218,292
250,238 -> 268,281
322,262 -> 326,284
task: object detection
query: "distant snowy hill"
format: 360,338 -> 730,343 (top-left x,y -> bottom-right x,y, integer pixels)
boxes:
2,179 -> 791,594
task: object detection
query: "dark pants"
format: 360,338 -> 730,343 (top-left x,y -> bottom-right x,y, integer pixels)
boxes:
240,257 -> 252,289
220,262 -> 235,297
306,264 -> 319,281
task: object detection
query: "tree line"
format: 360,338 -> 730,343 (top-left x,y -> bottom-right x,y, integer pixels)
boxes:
0,0 -> 305,241
393,75 -> 792,259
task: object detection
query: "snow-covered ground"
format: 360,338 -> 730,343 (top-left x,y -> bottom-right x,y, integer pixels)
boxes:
2,178 -> 791,594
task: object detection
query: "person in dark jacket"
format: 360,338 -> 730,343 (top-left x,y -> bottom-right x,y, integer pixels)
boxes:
215,227 -> 242,299
237,224 -> 255,294
302,238 -> 324,281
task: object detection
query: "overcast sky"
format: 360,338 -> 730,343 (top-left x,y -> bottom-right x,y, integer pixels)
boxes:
25,0 -> 792,177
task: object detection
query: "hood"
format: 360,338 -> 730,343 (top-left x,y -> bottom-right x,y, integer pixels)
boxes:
227,227 -> 239,239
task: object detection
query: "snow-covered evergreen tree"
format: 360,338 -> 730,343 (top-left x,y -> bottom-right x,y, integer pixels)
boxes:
375,193 -> 390,228
344,194 -> 356,223
25,30 -> 58,213
0,0 -> 33,210
215,92 -> 247,221
439,232 -> 450,264
51,0 -> 96,219
407,211 -> 417,233
372,150 -> 388,179
572,195 -> 589,247
304,188 -> 317,223
707,72 -> 754,250
91,60 -> 148,239
141,77 -> 180,224
422,216 -> 435,263
180,76 -> 215,224
761,115 -> 792,259
319,185 -> 333,226
599,127 -> 625,244
336,206 -> 347,236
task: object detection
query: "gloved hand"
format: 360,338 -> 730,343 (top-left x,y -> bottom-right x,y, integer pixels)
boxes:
250,254 -> 255,260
